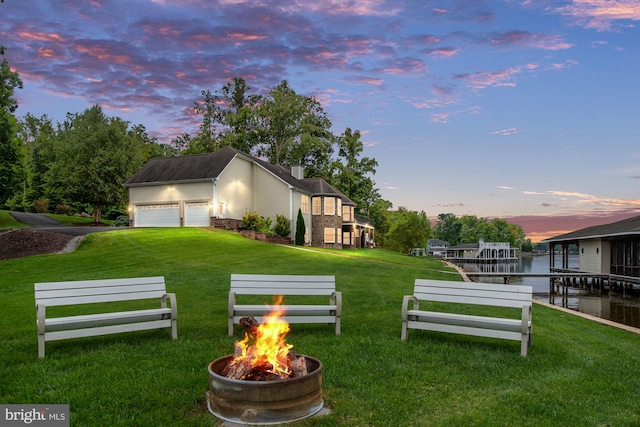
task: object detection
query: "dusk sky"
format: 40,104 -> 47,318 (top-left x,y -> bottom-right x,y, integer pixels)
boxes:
2,0 -> 640,241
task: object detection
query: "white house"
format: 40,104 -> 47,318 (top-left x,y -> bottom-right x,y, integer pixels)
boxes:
444,239 -> 517,261
124,146 -> 374,249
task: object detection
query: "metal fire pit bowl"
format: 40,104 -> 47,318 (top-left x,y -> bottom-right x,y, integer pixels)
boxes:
207,355 -> 324,425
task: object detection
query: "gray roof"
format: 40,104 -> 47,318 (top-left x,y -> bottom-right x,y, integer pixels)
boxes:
124,146 -> 238,186
448,243 -> 479,250
428,239 -> 449,246
124,147 -> 356,205
300,178 -> 355,206
543,215 -> 640,243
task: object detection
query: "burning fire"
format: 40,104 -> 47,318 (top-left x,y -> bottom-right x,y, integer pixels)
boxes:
225,296 -> 297,380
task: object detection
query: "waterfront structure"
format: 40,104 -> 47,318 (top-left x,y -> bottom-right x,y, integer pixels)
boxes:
444,239 -> 517,262
427,239 -> 450,256
544,215 -> 640,279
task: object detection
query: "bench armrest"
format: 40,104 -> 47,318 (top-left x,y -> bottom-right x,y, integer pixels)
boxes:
331,291 -> 342,316
161,293 -> 177,312
401,295 -> 419,320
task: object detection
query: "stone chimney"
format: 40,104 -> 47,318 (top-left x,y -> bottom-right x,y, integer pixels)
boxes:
291,164 -> 304,180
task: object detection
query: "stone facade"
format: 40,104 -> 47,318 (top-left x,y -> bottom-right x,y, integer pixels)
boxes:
311,211 -> 344,249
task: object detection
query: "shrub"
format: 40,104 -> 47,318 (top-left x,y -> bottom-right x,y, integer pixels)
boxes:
55,204 -> 73,215
295,209 -> 305,246
273,214 -> 291,237
112,215 -> 130,227
241,212 -> 273,235
33,198 -> 49,213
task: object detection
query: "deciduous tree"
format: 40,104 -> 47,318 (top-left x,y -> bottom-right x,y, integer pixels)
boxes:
0,53 -> 23,207
47,105 -> 144,222
387,209 -> 431,253
331,128 -> 379,214
257,80 -> 333,177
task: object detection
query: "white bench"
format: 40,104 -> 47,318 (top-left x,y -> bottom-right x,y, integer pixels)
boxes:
228,274 -> 342,336
401,279 -> 532,356
35,276 -> 177,358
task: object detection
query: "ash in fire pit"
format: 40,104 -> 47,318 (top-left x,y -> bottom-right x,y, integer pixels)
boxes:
207,299 -> 324,425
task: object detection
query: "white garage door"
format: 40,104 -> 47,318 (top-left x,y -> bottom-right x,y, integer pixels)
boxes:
134,203 -> 180,227
184,201 -> 210,226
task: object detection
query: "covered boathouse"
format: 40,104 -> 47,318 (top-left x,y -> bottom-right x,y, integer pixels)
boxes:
544,215 -> 640,293
444,239 -> 518,262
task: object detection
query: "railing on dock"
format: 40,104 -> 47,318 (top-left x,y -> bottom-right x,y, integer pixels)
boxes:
464,271 -> 639,298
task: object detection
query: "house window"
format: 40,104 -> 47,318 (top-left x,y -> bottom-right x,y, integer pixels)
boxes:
324,227 -> 336,243
343,231 -> 351,245
305,226 -> 309,243
312,197 -> 321,215
324,197 -> 335,215
337,198 -> 342,217
337,229 -> 342,244
301,195 -> 309,214
342,205 -> 352,222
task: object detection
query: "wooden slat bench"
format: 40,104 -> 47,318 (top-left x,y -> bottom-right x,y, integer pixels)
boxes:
401,279 -> 532,356
35,276 -> 177,358
228,274 -> 342,336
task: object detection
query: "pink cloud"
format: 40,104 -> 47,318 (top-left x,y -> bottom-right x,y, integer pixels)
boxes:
354,77 -> 385,86
455,66 -> 522,89
427,47 -> 460,57
490,31 -> 574,51
555,0 -> 640,31
16,31 -> 66,43
503,209 -> 640,242
379,57 -> 427,74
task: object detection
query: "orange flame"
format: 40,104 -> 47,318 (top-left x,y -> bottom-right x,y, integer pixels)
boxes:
233,295 -> 293,378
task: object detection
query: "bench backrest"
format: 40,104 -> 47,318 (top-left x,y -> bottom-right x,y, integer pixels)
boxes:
230,274 -> 336,296
35,277 -> 167,307
414,279 -> 532,309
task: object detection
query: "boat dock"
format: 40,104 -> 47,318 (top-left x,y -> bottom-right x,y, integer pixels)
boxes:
465,270 -> 640,298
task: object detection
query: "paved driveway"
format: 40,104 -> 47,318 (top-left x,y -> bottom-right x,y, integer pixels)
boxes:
10,212 -> 124,236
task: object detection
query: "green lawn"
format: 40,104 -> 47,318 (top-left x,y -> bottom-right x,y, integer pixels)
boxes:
2,227 -> 640,426
0,210 -> 28,229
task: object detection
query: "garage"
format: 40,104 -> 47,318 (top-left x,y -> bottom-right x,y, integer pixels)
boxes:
184,201 -> 210,226
134,203 -> 180,227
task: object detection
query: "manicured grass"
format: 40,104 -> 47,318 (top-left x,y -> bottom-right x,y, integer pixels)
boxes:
0,210 -> 29,229
2,228 -> 640,426
44,213 -> 114,226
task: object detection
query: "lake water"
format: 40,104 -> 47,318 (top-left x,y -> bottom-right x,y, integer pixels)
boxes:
454,255 -> 640,329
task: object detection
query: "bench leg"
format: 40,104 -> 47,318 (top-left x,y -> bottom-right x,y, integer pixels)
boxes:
401,321 -> 408,341
171,319 -> 178,340
335,317 -> 341,336
38,334 -> 45,358
520,334 -> 529,357
228,318 -> 234,337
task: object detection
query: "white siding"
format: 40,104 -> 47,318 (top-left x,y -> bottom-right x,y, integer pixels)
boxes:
255,166 -> 290,221
215,158 -> 254,220
579,238 -> 603,273
129,182 -> 212,205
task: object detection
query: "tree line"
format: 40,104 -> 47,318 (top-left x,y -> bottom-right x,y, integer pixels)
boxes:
0,39 -> 530,252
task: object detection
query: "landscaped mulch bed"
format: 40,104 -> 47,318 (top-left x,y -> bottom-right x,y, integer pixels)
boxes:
0,229 -> 75,260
